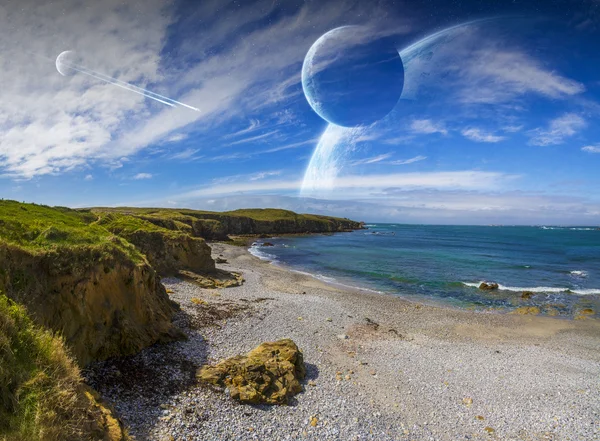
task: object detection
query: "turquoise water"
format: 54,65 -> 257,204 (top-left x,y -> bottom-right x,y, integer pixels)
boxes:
250,224 -> 600,317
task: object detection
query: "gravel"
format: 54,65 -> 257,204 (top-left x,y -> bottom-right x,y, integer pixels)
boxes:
86,243 -> 600,441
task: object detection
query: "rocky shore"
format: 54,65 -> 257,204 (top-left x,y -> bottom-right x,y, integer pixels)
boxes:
88,243 -> 600,441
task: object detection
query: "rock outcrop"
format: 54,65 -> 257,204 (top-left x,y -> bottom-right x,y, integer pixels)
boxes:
0,243 -> 183,366
118,230 -> 215,276
479,282 -> 499,290
197,338 -> 306,404
90,207 -> 364,241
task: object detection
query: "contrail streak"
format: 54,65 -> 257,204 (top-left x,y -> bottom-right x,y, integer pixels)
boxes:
58,58 -> 199,111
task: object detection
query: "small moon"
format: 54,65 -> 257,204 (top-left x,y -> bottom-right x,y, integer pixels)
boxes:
56,50 -> 75,76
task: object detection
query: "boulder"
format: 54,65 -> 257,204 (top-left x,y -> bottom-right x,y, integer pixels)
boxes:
261,242 -> 275,247
197,338 -> 305,404
521,291 -> 534,299
479,282 -> 499,290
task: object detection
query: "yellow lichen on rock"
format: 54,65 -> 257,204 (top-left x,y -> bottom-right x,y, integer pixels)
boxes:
197,338 -> 306,405
512,306 -> 541,315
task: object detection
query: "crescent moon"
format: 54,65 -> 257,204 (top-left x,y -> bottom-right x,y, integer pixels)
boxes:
56,51 -> 74,76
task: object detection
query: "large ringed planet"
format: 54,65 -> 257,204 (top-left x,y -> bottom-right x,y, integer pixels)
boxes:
301,26 -> 405,128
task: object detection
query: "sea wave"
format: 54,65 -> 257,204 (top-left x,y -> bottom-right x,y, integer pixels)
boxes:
540,226 -> 598,231
462,282 -> 600,296
289,269 -> 384,294
248,244 -> 277,262
570,270 -> 588,277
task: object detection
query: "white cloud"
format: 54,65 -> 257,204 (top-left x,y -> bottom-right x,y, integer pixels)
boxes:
173,170 -> 516,199
168,148 -> 202,160
225,130 -> 279,146
388,155 -> 427,165
529,113 -> 586,146
410,119 -> 448,136
223,119 -> 261,139
350,153 -> 393,166
164,134 -> 188,143
462,128 -> 505,143
582,145 -> 600,153
84,174 -> 93,181
249,170 -> 282,181
0,0 -> 173,178
133,173 -> 153,180
134,190 -> 600,225
459,49 -> 585,104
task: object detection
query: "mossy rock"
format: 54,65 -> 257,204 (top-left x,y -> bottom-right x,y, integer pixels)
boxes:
197,339 -> 306,404
512,306 -> 541,315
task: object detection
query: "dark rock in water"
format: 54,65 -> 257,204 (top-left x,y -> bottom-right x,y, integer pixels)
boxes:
197,338 -> 305,404
479,282 -> 499,290
261,242 -> 275,247
521,291 -> 534,299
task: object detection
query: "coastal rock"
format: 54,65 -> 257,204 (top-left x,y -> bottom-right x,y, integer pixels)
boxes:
197,338 -> 306,404
123,230 -> 215,276
261,242 -> 275,247
513,306 -> 541,315
479,282 -> 499,291
521,291 -> 534,299
0,243 -> 183,366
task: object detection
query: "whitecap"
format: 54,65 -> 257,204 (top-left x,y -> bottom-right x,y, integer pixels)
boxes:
570,270 -> 588,277
462,281 -> 600,296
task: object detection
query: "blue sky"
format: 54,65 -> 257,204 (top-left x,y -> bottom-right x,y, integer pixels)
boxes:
1,0 -> 599,224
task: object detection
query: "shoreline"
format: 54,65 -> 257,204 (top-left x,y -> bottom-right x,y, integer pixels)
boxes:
246,236 -> 599,319
89,243 -> 600,441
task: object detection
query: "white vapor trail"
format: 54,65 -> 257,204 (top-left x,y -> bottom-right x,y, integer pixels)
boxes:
60,60 -> 200,112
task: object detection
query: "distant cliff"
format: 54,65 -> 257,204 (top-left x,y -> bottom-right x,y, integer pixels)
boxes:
89,207 -> 364,240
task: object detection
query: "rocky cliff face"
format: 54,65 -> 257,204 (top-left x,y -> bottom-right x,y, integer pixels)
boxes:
184,212 -> 363,236
0,243 -> 183,366
117,230 -> 215,276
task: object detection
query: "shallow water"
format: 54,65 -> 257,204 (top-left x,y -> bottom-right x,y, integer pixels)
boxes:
249,224 -> 600,317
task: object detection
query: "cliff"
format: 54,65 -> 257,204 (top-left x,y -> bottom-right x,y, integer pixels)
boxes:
0,201 -> 182,366
96,213 -> 215,275
0,293 -> 130,441
89,207 -> 364,240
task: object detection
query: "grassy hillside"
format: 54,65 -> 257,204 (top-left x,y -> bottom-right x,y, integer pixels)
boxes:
0,200 -> 142,262
0,294 -> 129,441
89,206 -> 363,238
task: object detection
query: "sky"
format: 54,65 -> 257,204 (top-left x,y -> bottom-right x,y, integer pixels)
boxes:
1,0 -> 599,224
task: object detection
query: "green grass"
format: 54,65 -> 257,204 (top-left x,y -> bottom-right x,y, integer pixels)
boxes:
0,201 -> 143,263
0,294 -> 125,441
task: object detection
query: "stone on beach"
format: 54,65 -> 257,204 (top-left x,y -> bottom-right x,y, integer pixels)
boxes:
479,282 -> 499,290
197,338 -> 306,404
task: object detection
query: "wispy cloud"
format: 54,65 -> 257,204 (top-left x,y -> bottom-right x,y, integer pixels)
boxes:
174,170 -> 516,199
84,174 -> 94,181
133,173 -> 153,180
410,119 -> 448,136
529,113 -> 586,146
462,128 -> 505,143
249,170 -> 282,181
168,148 -> 202,160
460,49 -> 585,104
388,155 -> 427,165
223,119 -> 261,139
350,153 -> 393,166
225,130 -> 279,146
582,144 -> 600,153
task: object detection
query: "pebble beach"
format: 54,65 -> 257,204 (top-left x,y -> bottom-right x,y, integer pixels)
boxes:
87,242 -> 600,441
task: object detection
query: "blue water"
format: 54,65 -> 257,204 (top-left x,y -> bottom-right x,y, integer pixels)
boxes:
250,224 -> 600,317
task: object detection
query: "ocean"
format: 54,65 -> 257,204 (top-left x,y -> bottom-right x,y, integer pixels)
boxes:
249,224 -> 600,317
